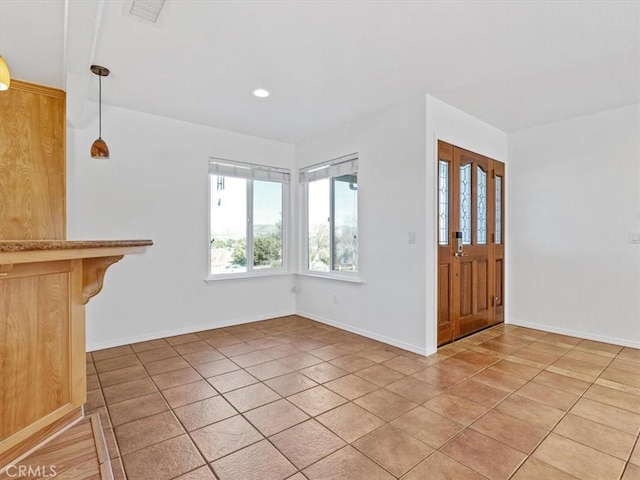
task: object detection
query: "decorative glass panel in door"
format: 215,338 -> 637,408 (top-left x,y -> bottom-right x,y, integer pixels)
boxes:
477,166 -> 487,245
493,165 -> 505,323
495,175 -> 502,245
439,161 -> 449,246
459,164 -> 472,245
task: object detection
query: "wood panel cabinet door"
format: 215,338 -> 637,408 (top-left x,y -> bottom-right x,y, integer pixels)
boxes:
437,141 -> 505,346
0,260 -> 85,465
0,80 -> 66,240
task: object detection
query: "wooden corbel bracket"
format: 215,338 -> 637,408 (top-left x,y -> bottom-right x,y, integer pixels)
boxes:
82,255 -> 124,304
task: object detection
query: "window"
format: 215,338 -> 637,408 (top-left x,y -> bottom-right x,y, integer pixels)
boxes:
209,158 -> 289,277
300,154 -> 358,275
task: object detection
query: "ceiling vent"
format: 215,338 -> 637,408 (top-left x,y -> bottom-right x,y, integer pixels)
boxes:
130,0 -> 166,23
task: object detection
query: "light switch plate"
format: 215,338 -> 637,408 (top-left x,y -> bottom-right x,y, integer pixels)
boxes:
408,231 -> 416,244
630,232 -> 640,244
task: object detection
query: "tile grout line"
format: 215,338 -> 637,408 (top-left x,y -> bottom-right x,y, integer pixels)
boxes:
512,341 -> 634,480
87,319 -> 639,480
415,330 -> 630,479
620,435 -> 640,479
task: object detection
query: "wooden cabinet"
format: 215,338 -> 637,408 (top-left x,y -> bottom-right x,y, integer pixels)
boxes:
0,79 -> 152,469
0,241 -> 151,467
0,260 -> 83,465
0,80 -> 66,240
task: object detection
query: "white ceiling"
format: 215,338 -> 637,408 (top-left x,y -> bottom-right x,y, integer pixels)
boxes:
0,0 -> 66,89
1,0 -> 639,143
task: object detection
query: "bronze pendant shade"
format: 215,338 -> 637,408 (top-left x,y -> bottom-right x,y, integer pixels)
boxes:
90,65 -> 110,159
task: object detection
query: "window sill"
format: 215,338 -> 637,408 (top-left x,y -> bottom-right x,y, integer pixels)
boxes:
296,271 -> 362,284
205,270 -> 292,282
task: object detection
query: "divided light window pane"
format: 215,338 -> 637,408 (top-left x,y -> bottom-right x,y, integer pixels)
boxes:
302,154 -> 358,274
210,176 -> 247,274
253,181 -> 283,269
208,159 -> 288,277
307,178 -> 330,272
332,174 -> 358,271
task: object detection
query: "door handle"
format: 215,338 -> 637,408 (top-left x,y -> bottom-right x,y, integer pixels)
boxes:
455,232 -> 464,257
454,232 -> 466,257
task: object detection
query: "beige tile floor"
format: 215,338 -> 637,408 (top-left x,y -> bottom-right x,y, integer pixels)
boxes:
85,315 -> 640,480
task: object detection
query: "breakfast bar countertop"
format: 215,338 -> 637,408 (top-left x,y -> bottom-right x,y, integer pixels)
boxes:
0,239 -> 153,252
0,240 -> 153,265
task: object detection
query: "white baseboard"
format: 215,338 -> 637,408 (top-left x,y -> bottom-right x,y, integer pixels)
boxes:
506,319 -> 640,349
88,307 -> 430,357
297,310 -> 428,356
87,309 -> 296,352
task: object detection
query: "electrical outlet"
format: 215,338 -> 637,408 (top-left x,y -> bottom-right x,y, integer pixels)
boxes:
332,294 -> 338,304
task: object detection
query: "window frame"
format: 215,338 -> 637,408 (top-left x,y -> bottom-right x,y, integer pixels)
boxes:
207,158 -> 290,281
300,153 -> 359,281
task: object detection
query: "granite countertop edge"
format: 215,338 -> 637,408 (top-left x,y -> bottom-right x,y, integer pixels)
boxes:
0,240 -> 154,253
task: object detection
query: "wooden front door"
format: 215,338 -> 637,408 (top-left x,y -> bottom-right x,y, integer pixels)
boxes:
437,141 -> 505,346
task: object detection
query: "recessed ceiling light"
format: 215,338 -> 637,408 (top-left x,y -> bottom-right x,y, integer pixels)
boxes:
252,88 -> 270,98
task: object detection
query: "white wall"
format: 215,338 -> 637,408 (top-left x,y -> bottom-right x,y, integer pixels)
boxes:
68,105 -> 296,351
294,96 -> 508,355
71,96 -> 637,354
507,104 -> 640,347
425,95 -> 509,353
295,97 -> 428,354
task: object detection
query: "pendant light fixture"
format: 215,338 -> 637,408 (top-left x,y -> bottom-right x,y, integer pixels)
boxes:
0,0 -> 10,91
0,55 -> 10,91
90,65 -> 110,159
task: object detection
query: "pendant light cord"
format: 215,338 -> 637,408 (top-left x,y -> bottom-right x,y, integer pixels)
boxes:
98,75 -> 102,138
